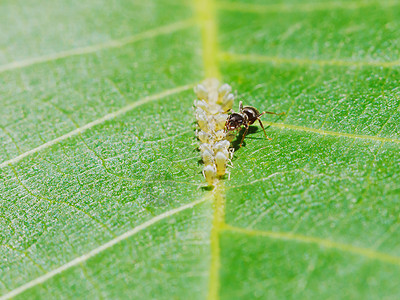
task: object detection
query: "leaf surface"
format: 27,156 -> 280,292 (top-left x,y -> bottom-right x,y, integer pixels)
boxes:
1,0 -> 400,299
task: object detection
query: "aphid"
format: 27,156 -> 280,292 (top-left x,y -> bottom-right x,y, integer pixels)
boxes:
221,94 -> 234,112
203,164 -> 217,185
213,130 -> 226,141
213,114 -> 229,131
196,130 -> 213,144
199,143 -> 213,154
196,108 -> 214,132
194,84 -> 208,99
225,101 -> 284,148
218,83 -> 232,96
194,100 -> 209,112
201,149 -> 215,165
215,151 -> 230,178
212,140 -> 230,153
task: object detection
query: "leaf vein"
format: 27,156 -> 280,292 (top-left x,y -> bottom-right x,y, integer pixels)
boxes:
0,197 -> 209,300
223,225 -> 400,267
220,52 -> 400,68
9,165 -> 116,237
5,244 -> 46,273
265,121 -> 400,144
217,0 -> 400,14
0,84 -> 194,169
0,20 -> 195,75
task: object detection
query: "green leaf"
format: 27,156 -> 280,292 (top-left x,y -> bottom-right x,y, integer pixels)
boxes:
1,0 -> 400,299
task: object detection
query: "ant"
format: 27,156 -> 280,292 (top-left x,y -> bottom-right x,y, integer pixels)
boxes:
225,101 -> 285,148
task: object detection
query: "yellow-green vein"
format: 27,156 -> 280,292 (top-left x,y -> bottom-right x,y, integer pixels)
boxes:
220,52 -> 400,69
0,20 -> 195,74
0,84 -> 194,169
217,0 -> 400,14
194,0 -> 225,298
0,197 -> 210,300
265,122 -> 400,144
223,224 -> 400,267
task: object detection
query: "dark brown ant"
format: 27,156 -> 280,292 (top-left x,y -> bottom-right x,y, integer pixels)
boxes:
225,101 -> 285,148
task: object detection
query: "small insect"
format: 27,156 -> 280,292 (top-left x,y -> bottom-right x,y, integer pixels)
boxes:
225,101 -> 285,148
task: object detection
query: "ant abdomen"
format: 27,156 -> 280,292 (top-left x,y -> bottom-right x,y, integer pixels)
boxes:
242,106 -> 261,125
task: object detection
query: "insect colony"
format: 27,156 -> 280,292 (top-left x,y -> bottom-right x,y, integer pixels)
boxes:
194,79 -> 235,186
195,79 -> 284,186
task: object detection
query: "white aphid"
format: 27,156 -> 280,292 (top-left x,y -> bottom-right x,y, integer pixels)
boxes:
203,165 -> 217,185
208,90 -> 219,104
221,93 -> 234,112
199,143 -> 213,154
196,110 -> 214,132
201,149 -> 215,165
218,83 -> 232,98
215,151 -> 228,176
194,84 -> 208,100
196,130 -> 213,144
214,113 -> 228,131
194,100 -> 209,112
207,102 -> 222,115
214,130 -> 226,141
213,140 -> 230,153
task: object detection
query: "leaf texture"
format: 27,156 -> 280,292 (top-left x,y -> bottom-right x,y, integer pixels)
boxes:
1,0 -> 400,299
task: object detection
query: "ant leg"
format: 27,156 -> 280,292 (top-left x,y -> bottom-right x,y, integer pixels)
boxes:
258,118 -> 272,140
239,125 -> 249,148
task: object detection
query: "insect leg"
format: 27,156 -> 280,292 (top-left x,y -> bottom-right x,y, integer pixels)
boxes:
258,118 -> 272,141
239,125 -> 249,148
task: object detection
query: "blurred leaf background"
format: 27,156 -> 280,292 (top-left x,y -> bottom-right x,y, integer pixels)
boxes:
0,0 -> 400,299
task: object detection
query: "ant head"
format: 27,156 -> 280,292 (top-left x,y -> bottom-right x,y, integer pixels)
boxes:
225,113 -> 245,131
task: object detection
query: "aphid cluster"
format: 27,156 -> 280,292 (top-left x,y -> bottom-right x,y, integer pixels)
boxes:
194,79 -> 235,186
